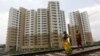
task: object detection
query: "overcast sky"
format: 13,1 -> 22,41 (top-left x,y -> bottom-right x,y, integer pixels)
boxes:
0,0 -> 100,44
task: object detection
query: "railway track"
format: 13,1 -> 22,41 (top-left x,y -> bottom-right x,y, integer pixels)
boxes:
11,45 -> 100,56
69,46 -> 100,56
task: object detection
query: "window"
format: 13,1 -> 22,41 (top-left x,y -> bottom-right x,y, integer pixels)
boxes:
52,15 -> 56,17
38,30 -> 40,32
53,18 -> 57,19
53,39 -> 58,41
53,21 -> 57,22
52,9 -> 56,11
42,30 -> 47,32
38,25 -> 40,27
51,4 -> 56,6
42,25 -> 46,27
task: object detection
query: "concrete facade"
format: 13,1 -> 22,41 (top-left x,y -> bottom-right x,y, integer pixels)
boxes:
69,11 -> 93,46
6,1 -> 66,52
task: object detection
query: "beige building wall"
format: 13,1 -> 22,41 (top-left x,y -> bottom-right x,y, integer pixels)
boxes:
80,12 -> 93,45
69,11 -> 93,46
16,7 -> 27,51
60,10 -> 66,47
22,10 -> 30,52
36,9 -> 49,49
6,1 -> 66,52
60,10 -> 66,32
48,1 -> 65,48
29,10 -> 37,48
68,24 -> 73,45
6,8 -> 19,52
69,11 -> 80,46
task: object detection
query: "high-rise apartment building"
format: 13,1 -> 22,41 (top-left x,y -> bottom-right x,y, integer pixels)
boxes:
48,1 -> 65,48
6,1 -> 66,52
80,12 -> 93,45
6,8 -> 19,52
36,9 -> 49,49
69,11 -> 93,46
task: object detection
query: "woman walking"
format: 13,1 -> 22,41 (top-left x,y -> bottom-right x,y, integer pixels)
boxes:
62,31 -> 72,54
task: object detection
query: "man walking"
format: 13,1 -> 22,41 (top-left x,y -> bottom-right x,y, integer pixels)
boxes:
76,30 -> 84,50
